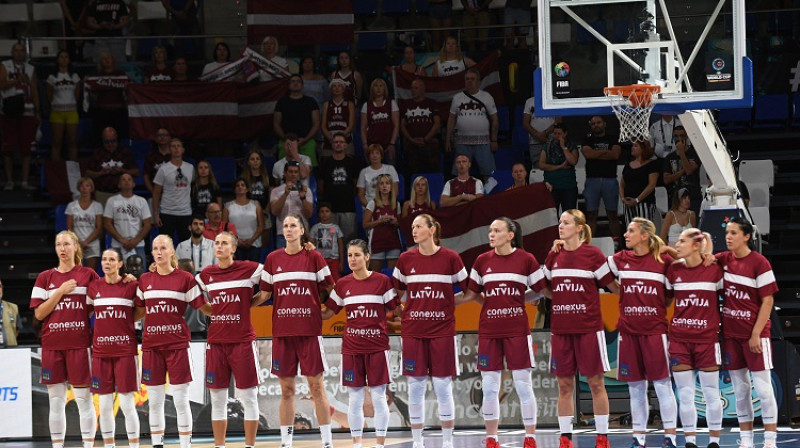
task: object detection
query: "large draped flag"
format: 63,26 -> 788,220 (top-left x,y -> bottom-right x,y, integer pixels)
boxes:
247,0 -> 354,46
399,183 -> 559,268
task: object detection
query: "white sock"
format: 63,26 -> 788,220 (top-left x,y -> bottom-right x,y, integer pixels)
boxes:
740,430 -> 753,447
558,415 -> 573,434
280,425 -> 293,445
765,431 -> 777,443
595,414 -> 609,434
412,428 -> 423,443
666,434 -> 676,444
686,435 -> 696,444
710,436 -> 720,444
526,434 -> 536,439
487,434 -> 498,440
319,424 -> 332,443
634,434 -> 646,444
442,426 -> 453,443
179,433 -> 191,448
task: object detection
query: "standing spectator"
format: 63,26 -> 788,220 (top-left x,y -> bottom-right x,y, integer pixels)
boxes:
269,163 -> 314,248
143,128 -> 172,194
46,50 -> 81,161
59,0 -> 92,61
581,115 -> 622,241
361,78 -> 399,165
201,42 -> 232,78
663,126 -> 702,216
461,0 -> 492,51
161,0 -> 201,57
66,177 -> 104,271
318,133 -> 360,243
363,174 -> 402,271
85,52 -> 130,143
256,36 -> 290,82
506,161 -> 528,190
321,79 -> 356,158
440,154 -> 484,207
620,140 -> 660,226
0,276 -> 21,347
402,175 -> 437,217
330,51 -> 363,104
1,42 -> 39,190
272,136 -> 312,186
223,178 -> 264,262
309,203 -> 345,281
300,55 -> 329,110
522,96 -> 561,168
241,149 -> 273,247
400,79 -> 442,176
427,0 -> 453,53
398,45 -> 426,75
445,69 -> 498,180
190,159 -> 222,218
432,36 -> 476,77
103,173 -> 152,261
153,138 -> 194,244
85,127 -> 139,205
274,74 -> 320,166
203,202 -> 237,241
540,124 -> 579,213
144,45 -> 173,83
172,57 -> 190,81
660,188 -> 696,248
504,0 -> 531,49
85,0 -> 130,63
648,114 -> 681,160
176,215 -> 217,273
357,144 -> 400,207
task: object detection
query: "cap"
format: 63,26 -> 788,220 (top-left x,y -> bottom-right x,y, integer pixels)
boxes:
678,187 -> 690,198
329,78 -> 347,88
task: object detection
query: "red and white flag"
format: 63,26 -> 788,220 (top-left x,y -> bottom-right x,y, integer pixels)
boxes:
247,0 -> 354,46
399,183 -> 559,268
393,51 -> 505,122
236,77 -> 289,139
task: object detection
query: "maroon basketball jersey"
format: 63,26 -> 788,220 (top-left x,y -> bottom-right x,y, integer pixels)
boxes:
324,99 -> 352,147
665,261 -> 723,343
608,250 -> 673,335
88,278 -> 138,357
197,260 -> 263,344
136,269 -> 206,350
328,272 -> 399,354
364,100 -> 394,147
30,266 -> 99,350
716,251 -> 779,339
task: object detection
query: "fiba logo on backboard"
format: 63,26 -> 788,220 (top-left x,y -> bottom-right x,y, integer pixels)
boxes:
554,62 -> 570,78
554,62 -> 571,96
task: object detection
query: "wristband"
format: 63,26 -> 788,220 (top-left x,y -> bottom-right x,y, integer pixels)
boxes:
635,198 -> 640,204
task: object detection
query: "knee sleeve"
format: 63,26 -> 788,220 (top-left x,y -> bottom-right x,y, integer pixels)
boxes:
432,376 -> 455,422
47,383 -> 68,441
512,369 -> 537,428
370,385 -> 390,436
118,392 -> 140,441
209,388 -> 228,421
653,377 -> 678,429
72,387 -> 97,440
628,380 -> 649,432
347,387 -> 365,438
148,384 -> 166,433
698,370 -> 722,430
729,368 -> 755,424
481,371 -> 501,422
99,394 -> 116,439
236,387 -> 259,422
673,370 -> 697,433
752,370 -> 778,425
407,376 -> 427,425
171,383 -> 192,433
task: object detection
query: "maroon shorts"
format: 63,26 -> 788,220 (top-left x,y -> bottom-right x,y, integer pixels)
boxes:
550,331 -> 610,377
402,335 -> 458,377
91,355 -> 140,394
722,337 -> 773,372
41,348 -> 91,385
341,351 -> 391,387
141,348 -> 193,386
617,332 -> 671,382
271,336 -> 327,377
477,335 -> 535,371
669,340 -> 721,370
0,115 -> 36,155
206,341 -> 263,389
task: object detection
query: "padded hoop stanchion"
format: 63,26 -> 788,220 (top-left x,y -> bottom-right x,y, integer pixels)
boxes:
604,84 -> 661,142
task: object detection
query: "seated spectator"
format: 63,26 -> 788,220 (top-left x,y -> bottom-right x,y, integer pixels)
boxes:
172,57 -> 190,81
143,128 -> 172,194
269,162 -> 313,248
46,50 -> 81,161
620,140 -> 660,226
144,45 -> 173,83
274,74 -> 320,166
361,78 -> 399,165
191,159 -> 222,217
432,36 -> 476,77
256,35 -> 290,82
201,42 -> 232,78
271,135 -> 311,186
203,202 -> 236,240
540,124 -> 579,213
402,175 -> 437,217
85,0 -> 129,63
506,161 -> 529,191
660,188 -> 696,248
397,45 -> 426,75
176,215 -> 217,273
300,55 -> 328,110
85,127 -> 139,205
440,154 -> 484,207
223,178 -> 264,261
66,177 -> 104,271
318,133 -> 359,243
400,79 -> 441,175
363,174 -> 402,271
357,144 -> 399,207
152,138 -> 194,243
85,52 -> 131,143
309,203 -> 345,281
522,95 -> 561,168
330,51 -> 362,104
321,79 -> 356,158
103,173 -> 152,261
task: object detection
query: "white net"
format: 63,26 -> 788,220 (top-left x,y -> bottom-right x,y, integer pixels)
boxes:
604,86 -> 659,142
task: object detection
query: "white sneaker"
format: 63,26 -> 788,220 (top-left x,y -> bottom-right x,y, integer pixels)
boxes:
20,181 -> 36,191
3,181 -> 13,191
412,442 -> 425,448
762,442 -> 776,448
441,441 -> 453,448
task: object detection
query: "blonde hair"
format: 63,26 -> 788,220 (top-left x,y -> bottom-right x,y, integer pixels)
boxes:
438,36 -> 462,62
76,176 -> 94,192
631,217 -> 666,263
680,228 -> 712,255
152,235 -> 178,268
368,78 -> 389,103
409,176 -> 432,208
55,230 -> 83,266
564,209 -> 592,244
374,174 -> 397,211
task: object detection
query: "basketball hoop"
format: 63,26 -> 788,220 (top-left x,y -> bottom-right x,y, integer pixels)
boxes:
603,84 -> 661,142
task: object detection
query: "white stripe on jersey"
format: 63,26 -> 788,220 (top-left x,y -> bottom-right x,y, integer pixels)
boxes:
251,264 -> 265,283
528,269 -> 545,285
31,286 -> 48,300
316,265 -> 332,282
724,272 -> 758,288
595,263 -> 611,279
755,270 -> 777,289
37,286 -> 88,300
402,273 -> 464,284
469,269 -> 483,286
186,285 -> 202,302
672,281 -> 721,292
607,256 -> 619,277
480,272 -> 531,285
92,298 -> 134,307
550,268 -> 596,279
271,271 -> 318,284
340,294 -> 392,306
141,289 -> 190,302
203,279 -> 257,292
618,270 -> 667,283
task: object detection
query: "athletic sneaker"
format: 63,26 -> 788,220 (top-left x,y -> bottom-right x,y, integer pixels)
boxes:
663,439 -> 677,448
737,440 -> 754,448
485,438 -> 500,448
708,443 -> 720,448
762,441 -> 776,448
524,437 -> 538,448
20,181 -> 35,191
3,181 -> 13,191
596,435 -> 611,448
559,436 -> 574,448
321,443 -> 333,448
686,443 -> 698,448
412,442 -> 425,448
442,441 -> 453,448
630,437 -> 644,448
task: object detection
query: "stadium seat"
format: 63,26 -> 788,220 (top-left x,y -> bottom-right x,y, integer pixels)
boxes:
494,146 -> 523,171
497,106 -> 510,140
206,156 -> 237,191
358,33 -> 388,52
55,204 -> 68,232
792,93 -> 800,128
591,237 -> 616,257
397,173 -> 405,203
415,0 -> 429,14
354,197 -> 366,239
747,182 -> 770,208
513,104 -> 525,128
489,169 -> 513,193
511,126 -> 530,153
655,186 -> 669,215
529,168 -> 544,184
717,107 -> 752,131
411,172 -> 445,207
739,159 -> 774,188
753,94 -> 789,129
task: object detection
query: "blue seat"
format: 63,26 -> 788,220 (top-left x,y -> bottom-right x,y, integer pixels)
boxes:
513,104 -> 525,128
206,156 -> 237,190
493,146 -> 524,171
321,43 -> 351,53
511,126 -> 530,153
496,106 -> 510,139
490,169 -> 513,194
262,153 -> 276,176
358,33 -> 388,52
55,204 -> 68,231
129,139 -> 152,158
753,94 -> 789,129
133,157 -> 147,194
354,196 -> 366,239
383,0 -> 410,14
410,172 -> 445,207
353,0 -> 378,15
717,107 -> 752,131
396,173 -> 405,203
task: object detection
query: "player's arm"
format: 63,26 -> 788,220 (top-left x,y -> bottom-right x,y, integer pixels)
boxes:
133,306 -> 146,321
251,290 -> 271,308
454,288 -> 481,305
199,302 -> 212,316
605,279 -> 620,295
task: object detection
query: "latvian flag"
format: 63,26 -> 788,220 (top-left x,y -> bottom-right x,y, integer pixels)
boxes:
399,183 -> 559,268
393,51 -> 505,122
247,0 -> 354,46
236,77 -> 289,139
